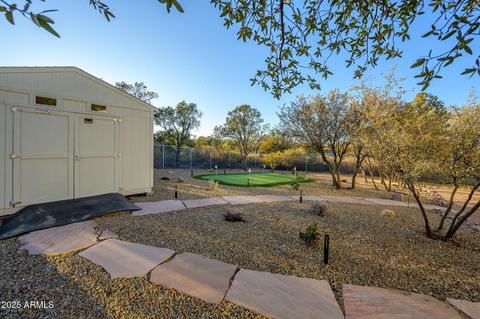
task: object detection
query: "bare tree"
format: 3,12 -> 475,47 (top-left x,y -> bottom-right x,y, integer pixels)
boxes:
279,90 -> 353,189
115,81 -> 158,105
219,105 -> 267,170
154,101 -> 202,168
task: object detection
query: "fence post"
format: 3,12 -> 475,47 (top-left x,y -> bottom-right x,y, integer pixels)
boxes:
305,151 -> 308,172
162,143 -> 165,169
228,152 -> 231,167
189,147 -> 192,169
209,151 -> 212,168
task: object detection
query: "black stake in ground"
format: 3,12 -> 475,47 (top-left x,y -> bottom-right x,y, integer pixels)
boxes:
247,178 -> 250,187
191,169 -> 193,177
300,189 -> 303,203
224,169 -> 226,175
175,185 -> 178,199
323,234 -> 329,265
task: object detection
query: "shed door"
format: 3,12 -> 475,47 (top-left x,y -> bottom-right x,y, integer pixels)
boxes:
74,115 -> 121,198
11,107 -> 74,206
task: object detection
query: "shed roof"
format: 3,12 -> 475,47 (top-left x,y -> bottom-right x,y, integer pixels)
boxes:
0,66 -> 157,111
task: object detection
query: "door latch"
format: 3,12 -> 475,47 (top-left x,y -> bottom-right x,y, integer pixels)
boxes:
75,154 -> 80,161
9,154 -> 21,160
9,201 -> 22,208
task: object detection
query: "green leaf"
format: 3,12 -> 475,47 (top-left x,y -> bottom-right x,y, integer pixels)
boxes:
30,12 -> 40,27
410,59 -> 425,68
5,11 -> 14,25
172,0 -> 184,13
37,16 -> 60,38
0,6 -> 6,12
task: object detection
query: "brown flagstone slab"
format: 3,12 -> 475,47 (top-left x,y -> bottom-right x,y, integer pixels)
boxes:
322,195 -> 372,205
289,195 -> 324,201
132,200 -> 186,216
183,197 -> 228,208
255,195 -> 294,202
447,298 -> 480,319
150,252 -> 238,304
222,196 -> 264,205
343,284 -> 463,319
226,269 -> 343,319
18,220 -> 100,256
78,239 -> 175,279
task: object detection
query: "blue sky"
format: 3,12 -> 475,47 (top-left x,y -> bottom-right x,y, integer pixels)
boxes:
1,1 -> 478,136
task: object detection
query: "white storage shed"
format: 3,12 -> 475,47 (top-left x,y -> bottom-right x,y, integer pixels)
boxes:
0,67 -> 154,209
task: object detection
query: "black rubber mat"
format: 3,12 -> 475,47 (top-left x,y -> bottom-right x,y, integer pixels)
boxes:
0,193 -> 140,240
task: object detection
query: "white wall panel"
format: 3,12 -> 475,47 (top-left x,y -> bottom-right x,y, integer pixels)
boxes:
0,67 -> 154,208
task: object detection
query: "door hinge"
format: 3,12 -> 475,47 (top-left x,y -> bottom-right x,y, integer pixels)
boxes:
9,201 -> 22,208
9,154 -> 21,160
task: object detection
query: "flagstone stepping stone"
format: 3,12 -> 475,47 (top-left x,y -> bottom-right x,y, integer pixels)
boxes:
78,239 -> 175,279
289,195 -> 324,201
132,200 -> 186,216
150,252 -> 238,304
447,298 -> 480,319
322,195 -> 372,205
255,195 -> 294,202
364,198 -> 416,207
183,197 -> 228,208
18,220 -> 100,256
222,196 -> 264,205
226,269 -> 343,319
98,230 -> 118,240
343,284 -> 463,319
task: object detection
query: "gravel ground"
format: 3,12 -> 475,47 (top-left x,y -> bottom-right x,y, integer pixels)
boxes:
96,202 -> 480,306
1,169 -> 479,318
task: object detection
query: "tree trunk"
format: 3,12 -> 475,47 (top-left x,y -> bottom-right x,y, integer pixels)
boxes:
318,147 -> 341,189
436,184 -> 459,232
387,171 -> 392,192
351,154 -> 366,190
408,182 -> 434,238
443,184 -> 480,239
335,166 -> 342,189
379,170 -> 389,191
444,198 -> 480,240
175,147 -> 180,168
366,161 -> 378,189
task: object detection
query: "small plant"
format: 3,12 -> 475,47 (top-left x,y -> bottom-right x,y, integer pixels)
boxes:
381,209 -> 397,218
311,202 -> 328,216
290,172 -> 306,191
208,180 -> 219,193
224,211 -> 246,222
208,168 -> 214,173
299,223 -> 319,246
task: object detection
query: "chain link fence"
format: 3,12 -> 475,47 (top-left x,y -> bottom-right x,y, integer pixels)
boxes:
154,144 -> 341,172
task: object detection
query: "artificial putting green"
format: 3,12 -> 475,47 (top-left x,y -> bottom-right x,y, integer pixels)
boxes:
194,172 -> 315,187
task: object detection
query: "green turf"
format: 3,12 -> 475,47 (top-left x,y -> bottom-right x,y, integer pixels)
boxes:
194,172 -> 315,187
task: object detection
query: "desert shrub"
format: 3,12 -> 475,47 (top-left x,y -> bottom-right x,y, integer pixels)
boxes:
290,172 -> 306,191
208,168 -> 214,173
208,180 -> 219,193
381,209 -> 397,218
299,223 -> 319,246
177,177 -> 185,183
310,202 -> 328,216
224,212 -> 246,222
